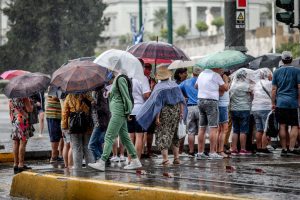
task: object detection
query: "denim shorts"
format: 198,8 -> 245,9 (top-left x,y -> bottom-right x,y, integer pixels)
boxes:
198,99 -> 219,128
219,106 -> 229,124
186,105 -> 199,135
252,110 -> 271,132
46,118 -> 62,142
231,110 -> 250,134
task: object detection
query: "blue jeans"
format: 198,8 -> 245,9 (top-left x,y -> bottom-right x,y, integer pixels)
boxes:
88,127 -> 105,161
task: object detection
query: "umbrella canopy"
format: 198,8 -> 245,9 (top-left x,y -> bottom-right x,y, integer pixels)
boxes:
0,70 -> 30,80
249,54 -> 281,70
51,60 -> 107,94
168,60 -> 195,70
4,72 -> 50,98
127,41 -> 190,63
94,49 -> 145,82
196,50 -> 252,69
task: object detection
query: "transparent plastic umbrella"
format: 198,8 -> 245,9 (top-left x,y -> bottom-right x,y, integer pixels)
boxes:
93,49 -> 144,82
168,60 -> 195,70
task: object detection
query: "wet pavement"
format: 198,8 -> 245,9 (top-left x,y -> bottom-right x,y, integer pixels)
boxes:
1,150 -> 300,200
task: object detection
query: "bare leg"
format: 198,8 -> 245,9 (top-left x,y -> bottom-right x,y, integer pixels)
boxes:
112,139 -> 118,157
146,134 -> 154,155
198,127 -> 206,153
51,142 -> 59,159
240,133 -> 247,150
231,133 -> 238,151
63,143 -> 70,168
256,131 -> 263,149
39,112 -> 45,135
162,149 -> 168,162
289,126 -> 299,150
18,140 -> 27,167
13,140 -> 20,167
58,139 -> 64,157
218,123 -> 228,155
135,133 -> 144,159
209,127 -> 218,153
188,134 -> 195,154
179,138 -> 185,154
119,137 -> 125,157
262,133 -> 269,149
68,145 -> 73,168
172,145 -> 179,160
279,124 -> 287,150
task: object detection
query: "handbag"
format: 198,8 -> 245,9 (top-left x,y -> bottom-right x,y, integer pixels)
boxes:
28,105 -> 39,124
264,111 -> 279,138
177,120 -> 186,139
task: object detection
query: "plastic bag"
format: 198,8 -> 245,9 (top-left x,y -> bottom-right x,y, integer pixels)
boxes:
177,120 -> 186,139
264,111 -> 279,138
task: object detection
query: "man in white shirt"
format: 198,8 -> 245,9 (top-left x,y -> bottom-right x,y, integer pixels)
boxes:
128,76 -> 151,159
195,68 -> 228,160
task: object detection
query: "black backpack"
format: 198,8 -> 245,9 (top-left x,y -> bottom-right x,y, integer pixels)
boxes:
69,98 -> 92,134
116,74 -> 134,105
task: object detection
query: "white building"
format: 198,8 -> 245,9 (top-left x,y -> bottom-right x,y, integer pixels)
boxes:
102,0 -> 271,40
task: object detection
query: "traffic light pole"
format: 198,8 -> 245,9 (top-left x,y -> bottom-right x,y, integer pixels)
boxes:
167,0 -> 173,44
224,0 -> 247,52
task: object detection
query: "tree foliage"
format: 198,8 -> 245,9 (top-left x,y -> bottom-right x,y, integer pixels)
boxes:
0,0 -> 109,74
175,25 -> 189,38
276,42 -> 300,58
195,21 -> 208,36
160,28 -> 168,40
152,8 -> 167,30
211,17 -> 224,33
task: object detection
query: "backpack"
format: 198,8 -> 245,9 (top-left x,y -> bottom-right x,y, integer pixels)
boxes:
264,111 -> 279,138
69,98 -> 91,134
116,74 -> 134,105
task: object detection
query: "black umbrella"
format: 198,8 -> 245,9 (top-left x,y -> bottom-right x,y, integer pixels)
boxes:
4,72 -> 50,98
249,54 -> 281,70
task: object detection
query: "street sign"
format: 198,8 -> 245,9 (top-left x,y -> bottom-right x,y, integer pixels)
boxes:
236,10 -> 245,28
237,0 -> 247,9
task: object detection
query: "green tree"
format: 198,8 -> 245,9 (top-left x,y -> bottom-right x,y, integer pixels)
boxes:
195,21 -> 208,36
152,8 -> 167,30
211,17 -> 224,33
160,28 -> 168,40
0,0 -> 109,74
175,25 -> 189,38
119,34 -> 131,45
276,42 -> 300,58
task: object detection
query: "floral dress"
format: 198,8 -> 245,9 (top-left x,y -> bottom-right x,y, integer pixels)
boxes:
9,98 -> 33,141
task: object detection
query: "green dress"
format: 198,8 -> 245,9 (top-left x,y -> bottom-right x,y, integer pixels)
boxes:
101,76 -> 137,161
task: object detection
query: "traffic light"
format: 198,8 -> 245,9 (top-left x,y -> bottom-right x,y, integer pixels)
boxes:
276,0 -> 300,28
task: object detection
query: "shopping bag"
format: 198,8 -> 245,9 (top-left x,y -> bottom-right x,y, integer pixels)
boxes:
177,120 -> 186,139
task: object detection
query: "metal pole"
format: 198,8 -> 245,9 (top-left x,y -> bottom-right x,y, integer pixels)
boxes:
224,0 -> 247,52
272,0 -> 276,53
139,0 -> 143,31
167,0 -> 173,44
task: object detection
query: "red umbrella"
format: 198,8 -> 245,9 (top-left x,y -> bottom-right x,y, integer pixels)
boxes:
127,41 -> 190,66
141,58 -> 172,64
0,70 -> 30,80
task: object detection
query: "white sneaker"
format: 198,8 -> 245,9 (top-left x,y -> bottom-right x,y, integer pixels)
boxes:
195,152 -> 208,160
119,155 -> 126,162
110,156 -> 120,162
124,158 -> 142,170
88,159 -> 105,171
208,153 -> 223,160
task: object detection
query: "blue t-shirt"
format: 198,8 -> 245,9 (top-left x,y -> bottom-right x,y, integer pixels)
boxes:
179,77 -> 198,105
272,66 -> 300,108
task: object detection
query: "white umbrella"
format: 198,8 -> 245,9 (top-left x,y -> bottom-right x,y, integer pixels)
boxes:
168,60 -> 195,70
93,49 -> 144,82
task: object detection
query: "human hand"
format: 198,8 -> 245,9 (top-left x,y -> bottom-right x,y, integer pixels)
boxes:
272,104 -> 276,110
155,118 -> 161,126
36,102 -> 41,107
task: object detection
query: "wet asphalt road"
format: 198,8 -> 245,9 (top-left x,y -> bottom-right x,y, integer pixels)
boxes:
1,151 -> 300,200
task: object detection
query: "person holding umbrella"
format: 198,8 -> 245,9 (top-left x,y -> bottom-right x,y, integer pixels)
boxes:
89,49 -> 144,171
4,72 -> 51,173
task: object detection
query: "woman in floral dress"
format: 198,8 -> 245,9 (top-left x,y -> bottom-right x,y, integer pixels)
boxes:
9,97 -> 33,173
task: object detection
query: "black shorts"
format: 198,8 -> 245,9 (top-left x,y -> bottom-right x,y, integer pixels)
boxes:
275,108 -> 299,126
127,115 -> 145,133
146,120 -> 156,134
47,118 -> 62,142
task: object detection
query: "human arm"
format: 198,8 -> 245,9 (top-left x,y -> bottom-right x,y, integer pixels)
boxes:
271,85 -> 277,110
219,74 -> 229,92
155,112 -> 161,126
61,96 -> 70,130
180,103 -> 184,120
118,77 -> 133,115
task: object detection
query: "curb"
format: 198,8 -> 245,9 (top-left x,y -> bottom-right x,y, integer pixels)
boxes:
0,151 -> 51,163
10,172 -> 250,200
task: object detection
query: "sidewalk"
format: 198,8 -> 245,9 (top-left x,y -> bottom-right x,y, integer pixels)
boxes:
7,151 -> 300,200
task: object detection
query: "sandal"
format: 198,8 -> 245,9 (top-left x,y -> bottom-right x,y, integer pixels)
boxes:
161,160 -> 170,166
173,158 -> 180,165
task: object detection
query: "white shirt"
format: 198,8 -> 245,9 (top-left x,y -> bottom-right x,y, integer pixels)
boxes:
131,76 -> 151,115
196,69 -> 224,100
251,79 -> 272,111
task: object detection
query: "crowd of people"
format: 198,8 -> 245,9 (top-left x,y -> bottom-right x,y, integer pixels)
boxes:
8,51 -> 300,174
